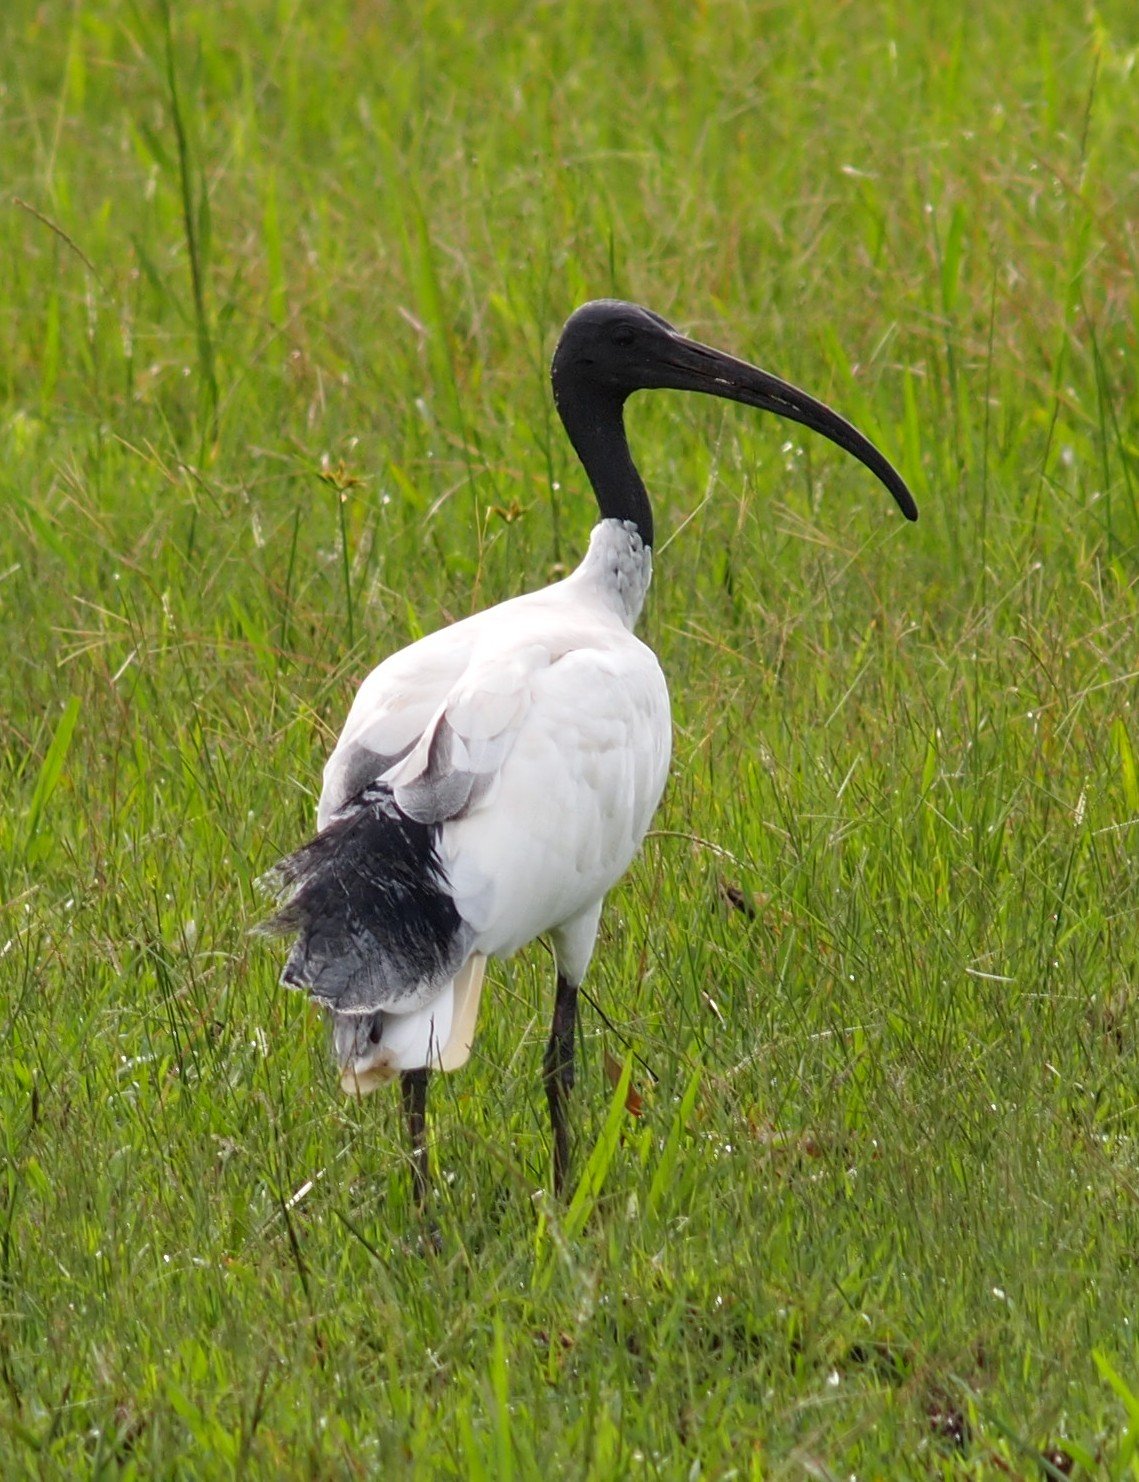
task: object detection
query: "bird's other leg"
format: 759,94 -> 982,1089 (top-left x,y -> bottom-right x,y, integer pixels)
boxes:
543,971 -> 578,1198
400,1067 -> 431,1209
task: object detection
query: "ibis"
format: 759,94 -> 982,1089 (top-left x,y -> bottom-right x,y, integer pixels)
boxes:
262,299 -> 917,1205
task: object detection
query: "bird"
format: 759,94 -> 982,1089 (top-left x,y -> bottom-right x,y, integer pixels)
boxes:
260,299 -> 917,1206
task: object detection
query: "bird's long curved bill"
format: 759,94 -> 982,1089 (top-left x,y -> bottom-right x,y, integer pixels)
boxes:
652,336 -> 918,522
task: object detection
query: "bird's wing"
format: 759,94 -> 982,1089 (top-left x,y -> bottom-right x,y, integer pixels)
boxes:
381,640 -> 554,824
318,626 -> 476,826
317,588 -> 572,825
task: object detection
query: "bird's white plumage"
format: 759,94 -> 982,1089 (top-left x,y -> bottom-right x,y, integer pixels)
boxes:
338,954 -> 487,1094
320,520 -> 670,1087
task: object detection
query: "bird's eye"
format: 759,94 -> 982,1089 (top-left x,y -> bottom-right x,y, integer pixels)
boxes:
610,324 -> 636,348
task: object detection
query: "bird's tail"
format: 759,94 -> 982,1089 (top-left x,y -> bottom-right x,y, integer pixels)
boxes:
334,953 -> 487,1095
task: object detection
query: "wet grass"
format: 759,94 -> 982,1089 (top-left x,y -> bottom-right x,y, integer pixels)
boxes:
3,0 -> 1139,1474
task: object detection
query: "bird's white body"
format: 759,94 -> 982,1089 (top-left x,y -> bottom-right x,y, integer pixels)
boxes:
317,519 -> 671,1089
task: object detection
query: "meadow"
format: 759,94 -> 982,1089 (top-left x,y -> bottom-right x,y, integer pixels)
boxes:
3,0 -> 1139,1474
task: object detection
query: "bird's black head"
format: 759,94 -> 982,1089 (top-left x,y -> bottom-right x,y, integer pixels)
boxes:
550,298 -> 918,530
550,300 -> 683,401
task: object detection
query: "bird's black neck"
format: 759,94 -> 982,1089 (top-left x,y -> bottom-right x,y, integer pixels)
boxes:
552,379 -> 654,548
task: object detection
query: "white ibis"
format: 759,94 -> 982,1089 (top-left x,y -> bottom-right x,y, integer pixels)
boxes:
262,300 -> 917,1204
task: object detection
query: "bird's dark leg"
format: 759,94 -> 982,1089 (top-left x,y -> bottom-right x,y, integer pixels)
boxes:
543,971 -> 579,1198
400,1067 -> 431,1209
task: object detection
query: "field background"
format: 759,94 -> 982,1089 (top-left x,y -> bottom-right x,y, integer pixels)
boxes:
3,0 -> 1139,1475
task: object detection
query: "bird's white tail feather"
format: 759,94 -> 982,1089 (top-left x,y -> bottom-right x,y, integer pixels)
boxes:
437,953 -> 486,1072
338,954 -> 487,1095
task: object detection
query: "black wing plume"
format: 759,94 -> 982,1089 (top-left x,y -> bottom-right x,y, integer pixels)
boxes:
259,783 -> 470,1014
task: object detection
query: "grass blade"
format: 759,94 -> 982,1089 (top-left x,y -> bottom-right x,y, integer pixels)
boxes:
563,1054 -> 633,1241
24,696 -> 81,861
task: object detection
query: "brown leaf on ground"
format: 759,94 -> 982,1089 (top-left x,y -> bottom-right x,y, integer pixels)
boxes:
603,1051 -> 644,1116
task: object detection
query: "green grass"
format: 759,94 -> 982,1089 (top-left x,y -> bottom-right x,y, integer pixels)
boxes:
3,0 -> 1139,1473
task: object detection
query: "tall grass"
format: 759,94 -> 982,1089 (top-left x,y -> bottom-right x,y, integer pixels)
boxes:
2,0 -> 1139,1472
